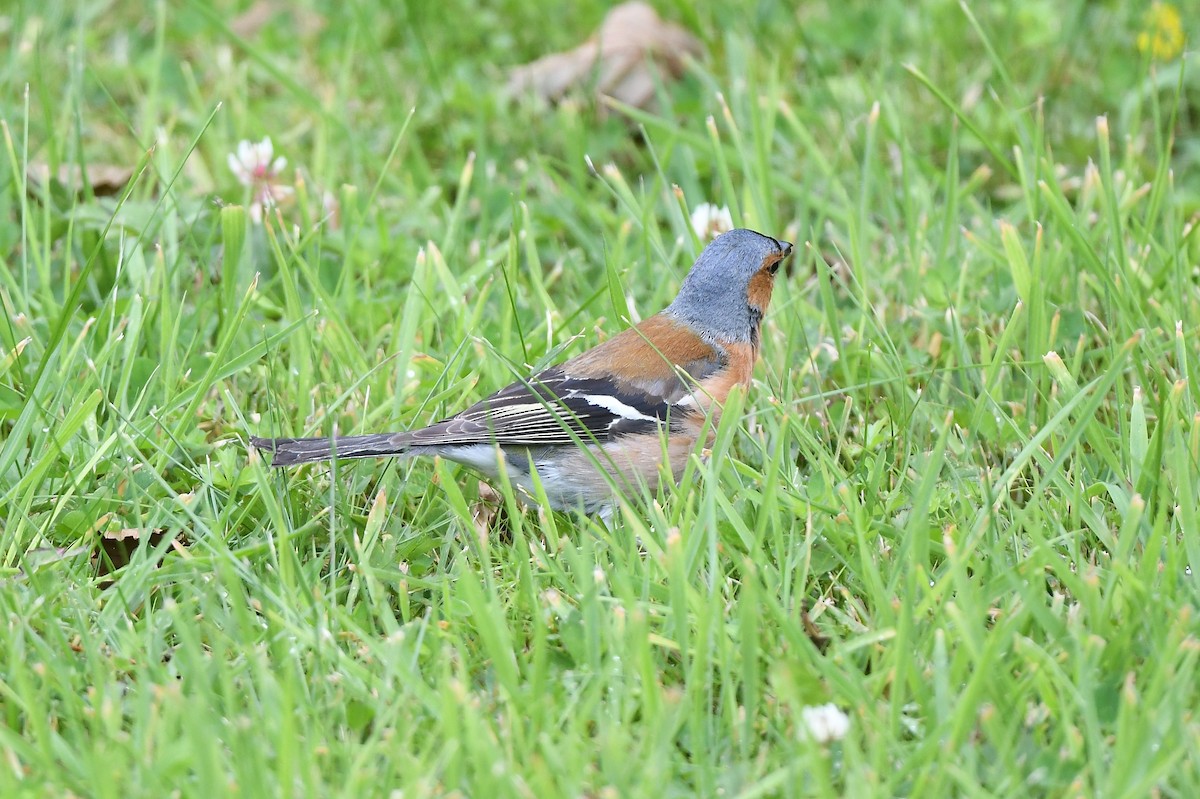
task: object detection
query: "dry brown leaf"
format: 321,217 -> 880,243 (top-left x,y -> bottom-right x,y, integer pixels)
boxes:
230,0 -> 278,38
471,482 -> 504,545
230,0 -> 326,40
800,602 -> 831,654
27,162 -> 134,197
506,1 -> 702,112
94,527 -> 188,588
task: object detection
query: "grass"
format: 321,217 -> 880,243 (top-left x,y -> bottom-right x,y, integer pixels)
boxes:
1,0 -> 1199,796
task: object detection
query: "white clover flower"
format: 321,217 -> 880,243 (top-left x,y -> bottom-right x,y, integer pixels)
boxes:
799,703 -> 850,743
227,137 -> 294,223
690,203 -> 733,240
228,137 -> 285,186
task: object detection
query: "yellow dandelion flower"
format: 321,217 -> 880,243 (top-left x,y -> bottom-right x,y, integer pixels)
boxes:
1136,2 -> 1184,62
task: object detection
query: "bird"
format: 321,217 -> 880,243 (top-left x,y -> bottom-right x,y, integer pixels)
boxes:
252,228 -> 793,515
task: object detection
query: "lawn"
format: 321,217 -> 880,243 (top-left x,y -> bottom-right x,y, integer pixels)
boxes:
1,1 -> 1198,796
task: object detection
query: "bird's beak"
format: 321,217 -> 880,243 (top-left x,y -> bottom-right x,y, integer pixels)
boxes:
778,241 -> 794,257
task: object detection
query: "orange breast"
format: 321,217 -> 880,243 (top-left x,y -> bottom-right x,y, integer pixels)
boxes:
691,341 -> 755,415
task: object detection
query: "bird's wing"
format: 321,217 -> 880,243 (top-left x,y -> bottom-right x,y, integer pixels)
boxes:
401,365 -> 710,448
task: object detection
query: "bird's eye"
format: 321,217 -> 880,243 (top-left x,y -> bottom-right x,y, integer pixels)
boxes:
766,260 -> 781,275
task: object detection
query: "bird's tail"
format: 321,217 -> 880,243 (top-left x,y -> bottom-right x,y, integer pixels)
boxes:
251,433 -> 412,467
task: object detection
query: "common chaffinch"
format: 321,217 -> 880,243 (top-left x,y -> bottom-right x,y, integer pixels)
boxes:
252,228 -> 792,515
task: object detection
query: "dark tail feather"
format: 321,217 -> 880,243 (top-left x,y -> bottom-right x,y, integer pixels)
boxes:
250,433 -> 412,467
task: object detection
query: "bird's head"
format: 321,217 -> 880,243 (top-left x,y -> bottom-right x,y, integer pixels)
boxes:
666,228 -> 793,346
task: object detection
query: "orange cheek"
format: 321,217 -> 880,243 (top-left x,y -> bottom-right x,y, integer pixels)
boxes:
746,269 -> 775,312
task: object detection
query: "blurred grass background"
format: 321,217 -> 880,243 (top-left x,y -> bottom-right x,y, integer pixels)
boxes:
1,1 -> 1198,796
